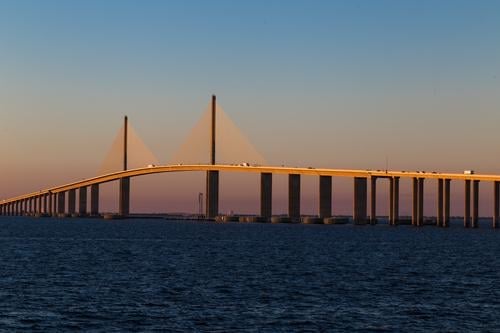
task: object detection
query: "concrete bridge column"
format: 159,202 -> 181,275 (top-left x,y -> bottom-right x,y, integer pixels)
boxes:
412,178 -> 418,226
260,173 -> 272,219
52,193 -> 57,216
206,171 -> 219,218
437,179 -> 444,227
288,174 -> 301,221
48,193 -> 53,216
393,177 -> 400,225
464,180 -> 471,228
57,192 -> 65,215
494,182 -> 499,229
417,178 -> 424,226
353,177 -> 367,224
319,175 -> 332,218
68,189 -> 76,215
14,202 -> 18,216
91,184 -> 99,216
472,180 -> 479,228
389,177 -> 394,225
370,177 -> 377,224
79,187 -> 87,216
37,196 -> 42,214
42,194 -> 47,214
119,177 -> 130,216
28,198 -> 33,215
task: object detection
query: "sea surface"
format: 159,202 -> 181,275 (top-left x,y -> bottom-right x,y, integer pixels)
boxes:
0,217 -> 499,332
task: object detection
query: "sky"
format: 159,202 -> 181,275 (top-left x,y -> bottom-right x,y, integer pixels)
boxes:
1,0 -> 499,216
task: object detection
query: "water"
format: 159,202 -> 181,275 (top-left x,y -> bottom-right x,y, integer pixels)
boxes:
0,217 -> 499,332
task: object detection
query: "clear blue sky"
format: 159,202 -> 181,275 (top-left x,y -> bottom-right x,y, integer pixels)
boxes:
1,0 -> 499,214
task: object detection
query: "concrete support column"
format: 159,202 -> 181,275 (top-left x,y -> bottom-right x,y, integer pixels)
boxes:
370,177 -> 377,224
437,179 -> 444,227
389,177 -> 394,225
119,177 -> 130,216
260,173 -> 272,218
68,189 -> 76,215
28,198 -> 33,214
353,177 -> 367,224
392,177 -> 400,225
472,180 -> 479,228
57,192 -> 65,215
319,175 -> 332,218
412,178 -> 418,226
464,180 -> 471,228
79,187 -> 87,216
43,194 -> 47,214
206,171 -> 219,218
52,193 -> 57,215
494,181 -> 499,229
14,202 -> 18,216
37,196 -> 42,214
418,178 -> 424,226
288,174 -> 301,220
48,193 -> 53,215
91,184 -> 99,216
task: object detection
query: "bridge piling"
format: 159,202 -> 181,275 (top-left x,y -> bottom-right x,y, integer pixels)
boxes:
464,180 -> 471,228
260,173 -> 272,219
68,189 -> 76,215
353,177 -> 367,224
494,181 -> 499,228
57,192 -> 65,215
206,171 -> 219,218
119,177 -> 130,216
472,180 -> 479,228
415,178 -> 424,226
412,178 -> 418,225
319,175 -> 332,218
90,184 -> 99,216
437,179 -> 444,227
79,187 -> 87,216
389,178 -> 394,225
370,177 -> 377,224
392,177 -> 400,225
288,174 -> 301,221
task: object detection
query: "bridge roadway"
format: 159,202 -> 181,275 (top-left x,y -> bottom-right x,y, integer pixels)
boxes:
1,164 -> 500,228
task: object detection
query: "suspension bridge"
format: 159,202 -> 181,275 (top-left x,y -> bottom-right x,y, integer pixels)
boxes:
2,95 -> 500,228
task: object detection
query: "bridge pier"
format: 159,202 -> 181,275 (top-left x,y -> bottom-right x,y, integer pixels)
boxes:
52,193 -> 57,216
472,180 -> 479,228
79,187 -> 87,216
389,178 -> 394,225
57,192 -> 65,215
42,194 -> 47,214
393,177 -> 400,225
464,180 -> 471,228
353,177 -> 367,224
206,171 -> 219,218
445,179 -> 452,227
91,184 -> 99,216
260,173 -> 272,219
68,189 -> 76,215
370,177 -> 377,224
119,177 -> 130,216
437,179 -> 444,227
319,175 -> 332,218
494,182 -> 499,228
288,174 -> 301,221
412,178 -> 424,226
37,196 -> 42,214
48,193 -> 53,216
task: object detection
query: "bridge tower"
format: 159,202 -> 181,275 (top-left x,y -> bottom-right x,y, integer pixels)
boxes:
119,115 -> 130,216
206,95 -> 219,218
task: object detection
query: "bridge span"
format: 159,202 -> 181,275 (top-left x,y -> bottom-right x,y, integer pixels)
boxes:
2,164 -> 500,228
